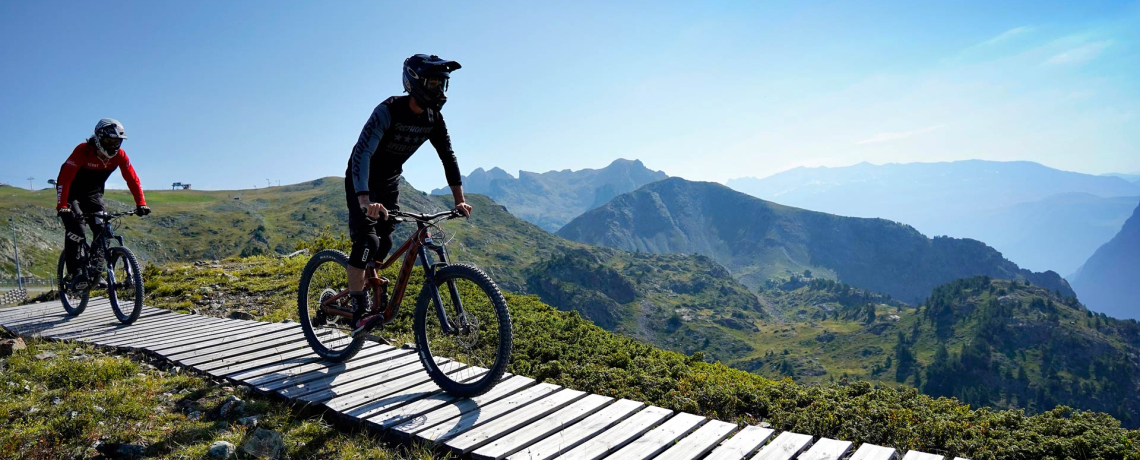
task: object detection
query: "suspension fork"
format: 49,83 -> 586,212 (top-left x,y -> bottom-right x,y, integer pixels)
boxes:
421,242 -> 467,335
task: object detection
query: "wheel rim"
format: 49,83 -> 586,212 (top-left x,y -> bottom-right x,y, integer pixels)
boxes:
58,254 -> 87,312
421,278 -> 505,386
105,252 -> 140,318
302,259 -> 357,354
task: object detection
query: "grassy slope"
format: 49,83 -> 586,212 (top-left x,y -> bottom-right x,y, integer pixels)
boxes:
0,337 -> 443,459
121,254 -> 1140,460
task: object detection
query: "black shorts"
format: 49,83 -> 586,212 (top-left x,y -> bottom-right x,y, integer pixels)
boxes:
344,176 -> 400,268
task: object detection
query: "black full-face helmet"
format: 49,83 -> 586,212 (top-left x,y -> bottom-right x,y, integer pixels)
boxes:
92,118 -> 127,160
403,54 -> 461,111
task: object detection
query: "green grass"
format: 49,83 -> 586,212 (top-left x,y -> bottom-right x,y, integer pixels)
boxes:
0,337 -> 448,460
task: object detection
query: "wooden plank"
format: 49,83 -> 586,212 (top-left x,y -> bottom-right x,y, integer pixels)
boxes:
2,300 -> 113,331
328,363 -> 491,415
105,319 -> 251,348
96,315 -> 236,345
32,309 -> 171,337
702,425 -> 776,460
17,307 -> 155,337
0,303 -> 66,321
752,431 -> 813,460
224,343 -> 387,382
603,412 -> 706,460
397,382 -> 562,442
364,375 -> 535,431
446,389 -> 588,454
797,438 -> 853,460
651,420 -> 737,460
61,309 -> 201,339
243,346 -> 407,390
506,399 -> 645,460
146,323 -> 295,354
900,452 -> 943,460
552,406 -> 674,460
199,342 -> 319,375
55,311 -> 191,340
320,360 -> 466,410
175,332 -> 310,367
472,393 -> 612,460
848,444 -> 898,460
268,352 -> 422,397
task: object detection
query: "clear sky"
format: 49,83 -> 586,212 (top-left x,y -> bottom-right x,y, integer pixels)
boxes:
2,1 -> 1138,192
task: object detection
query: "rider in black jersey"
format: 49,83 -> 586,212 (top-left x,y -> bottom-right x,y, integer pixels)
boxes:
345,54 -> 471,314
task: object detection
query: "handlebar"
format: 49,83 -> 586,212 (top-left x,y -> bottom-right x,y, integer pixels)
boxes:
82,210 -> 136,221
388,209 -> 461,223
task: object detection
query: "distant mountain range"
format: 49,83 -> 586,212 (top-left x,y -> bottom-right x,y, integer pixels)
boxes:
430,159 -> 667,232
1072,201 -> 1140,320
1102,172 -> 1140,183
558,177 -> 1074,304
726,160 -> 1140,275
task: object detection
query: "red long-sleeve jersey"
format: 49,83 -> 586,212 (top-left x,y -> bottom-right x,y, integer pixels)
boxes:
56,142 -> 146,210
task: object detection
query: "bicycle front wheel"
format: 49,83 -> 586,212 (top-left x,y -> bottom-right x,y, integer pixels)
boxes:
414,263 -> 513,397
297,249 -> 366,362
57,252 -> 89,316
107,247 -> 144,324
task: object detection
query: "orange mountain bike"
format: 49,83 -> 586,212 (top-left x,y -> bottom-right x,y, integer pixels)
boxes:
296,209 -> 512,397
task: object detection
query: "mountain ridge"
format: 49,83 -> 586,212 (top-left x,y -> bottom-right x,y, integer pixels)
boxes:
558,177 -> 1074,304
1072,200 -> 1140,319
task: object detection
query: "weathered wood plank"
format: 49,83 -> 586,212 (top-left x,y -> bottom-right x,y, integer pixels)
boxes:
243,346 -> 407,390
271,352 -> 423,398
446,389 -> 589,454
797,438 -> 852,460
364,375 -> 534,431
147,323 -> 295,355
471,394 -> 613,460
702,425 -> 776,460
106,319 -> 250,348
397,382 -> 562,442
199,343 -> 319,375
552,406 -> 674,460
224,343 -> 387,382
603,412 -> 706,460
848,444 -> 898,460
752,431 -> 813,460
900,452 -> 943,460
3,300 -> 113,331
338,368 -> 494,422
170,329 -> 309,366
651,420 -> 737,460
506,399 -> 645,460
32,309 -> 171,337
320,360 -> 465,410
56,311 -> 193,340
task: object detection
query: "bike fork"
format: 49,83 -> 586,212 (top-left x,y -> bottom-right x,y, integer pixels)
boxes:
422,246 -> 462,335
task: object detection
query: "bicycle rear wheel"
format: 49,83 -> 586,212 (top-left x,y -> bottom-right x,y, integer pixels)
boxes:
107,247 -> 144,324
57,252 -> 89,316
414,263 -> 512,397
297,249 -> 366,362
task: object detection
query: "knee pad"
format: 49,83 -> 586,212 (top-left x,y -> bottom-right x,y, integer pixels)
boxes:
349,233 -> 380,269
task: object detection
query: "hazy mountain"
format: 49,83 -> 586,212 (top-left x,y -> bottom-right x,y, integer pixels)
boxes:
1072,201 -> 1140,320
430,159 -> 667,232
558,177 -> 1074,304
1102,172 -> 1140,183
726,160 -> 1140,274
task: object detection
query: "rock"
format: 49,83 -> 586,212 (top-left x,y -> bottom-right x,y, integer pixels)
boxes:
34,351 -> 57,360
229,311 -> 255,321
0,338 -> 25,357
187,410 -> 204,421
208,441 -> 237,459
237,415 -> 261,427
96,443 -> 146,459
242,428 -> 285,459
219,395 -> 244,418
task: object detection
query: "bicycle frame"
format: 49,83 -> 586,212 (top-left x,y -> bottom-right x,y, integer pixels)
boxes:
320,218 -> 461,334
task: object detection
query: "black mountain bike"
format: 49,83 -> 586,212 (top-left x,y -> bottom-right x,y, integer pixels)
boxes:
57,210 -> 146,324
297,209 -> 513,397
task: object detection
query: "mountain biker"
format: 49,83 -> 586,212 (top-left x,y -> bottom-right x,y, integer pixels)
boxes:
55,118 -> 151,289
345,54 -> 471,322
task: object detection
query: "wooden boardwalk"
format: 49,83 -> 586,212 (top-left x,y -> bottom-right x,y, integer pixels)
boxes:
0,299 -> 968,460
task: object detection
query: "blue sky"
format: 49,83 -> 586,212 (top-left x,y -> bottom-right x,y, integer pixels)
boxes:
1,1 -> 1138,192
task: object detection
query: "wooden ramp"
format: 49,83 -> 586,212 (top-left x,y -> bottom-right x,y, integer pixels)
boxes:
0,299 -> 967,460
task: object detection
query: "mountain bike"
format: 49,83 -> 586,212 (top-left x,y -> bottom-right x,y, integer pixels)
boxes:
297,209 -> 513,397
56,210 -> 146,324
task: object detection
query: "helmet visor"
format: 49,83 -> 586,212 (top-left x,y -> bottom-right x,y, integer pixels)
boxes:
99,136 -> 122,153
425,77 -> 449,93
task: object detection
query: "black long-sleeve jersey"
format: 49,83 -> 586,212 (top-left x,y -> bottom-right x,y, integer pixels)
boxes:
346,95 -> 462,195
